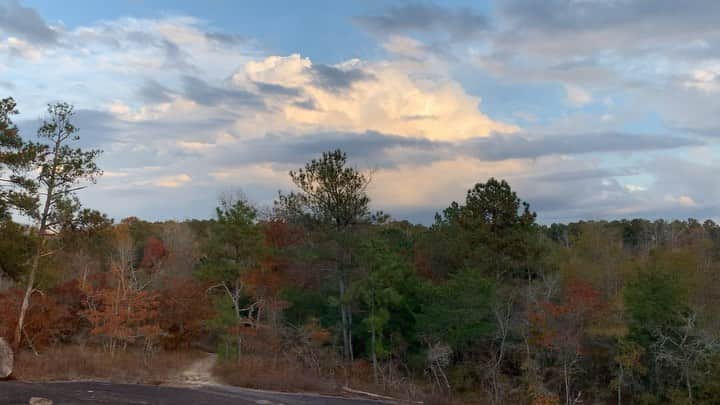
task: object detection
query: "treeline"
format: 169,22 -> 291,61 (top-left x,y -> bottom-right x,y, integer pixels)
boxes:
2,98 -> 720,404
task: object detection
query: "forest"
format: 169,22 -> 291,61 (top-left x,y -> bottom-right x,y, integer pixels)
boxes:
1,97 -> 720,405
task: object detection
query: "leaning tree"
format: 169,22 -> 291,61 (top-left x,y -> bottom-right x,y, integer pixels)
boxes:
14,102 -> 102,348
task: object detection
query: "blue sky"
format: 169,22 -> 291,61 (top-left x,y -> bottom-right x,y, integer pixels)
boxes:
1,0 -> 719,223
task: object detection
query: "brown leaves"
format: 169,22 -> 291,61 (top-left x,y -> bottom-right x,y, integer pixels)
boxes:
157,277 -> 213,349
530,280 -> 604,353
0,285 -> 77,350
139,236 -> 168,270
80,265 -> 162,353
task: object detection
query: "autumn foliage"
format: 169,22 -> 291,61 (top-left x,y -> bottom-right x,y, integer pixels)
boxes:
81,265 -> 162,355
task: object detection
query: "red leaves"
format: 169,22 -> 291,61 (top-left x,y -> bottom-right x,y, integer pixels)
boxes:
80,265 -> 162,351
139,236 -> 168,270
262,219 -> 304,251
157,277 -> 213,349
0,286 -> 77,350
530,280 -> 604,353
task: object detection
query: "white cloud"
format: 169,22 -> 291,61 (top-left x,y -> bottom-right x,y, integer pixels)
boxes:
564,84 -> 592,106
1,36 -> 43,60
177,140 -> 215,152
683,65 -> 720,93
155,174 -> 192,188
231,54 -> 518,141
664,194 -> 698,207
624,184 -> 646,192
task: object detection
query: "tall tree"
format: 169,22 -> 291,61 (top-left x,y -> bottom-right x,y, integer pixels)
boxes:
280,149 -> 372,363
14,102 -> 102,347
354,238 -> 418,384
433,177 -> 538,280
195,195 -> 264,359
0,97 -> 37,219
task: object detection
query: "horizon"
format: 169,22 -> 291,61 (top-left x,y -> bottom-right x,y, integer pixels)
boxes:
2,0 -> 719,224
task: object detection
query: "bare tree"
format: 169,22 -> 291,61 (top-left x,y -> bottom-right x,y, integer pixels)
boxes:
653,311 -> 718,404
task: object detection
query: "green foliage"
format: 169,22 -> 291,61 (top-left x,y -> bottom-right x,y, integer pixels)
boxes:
624,269 -> 686,347
195,196 -> 264,285
0,97 -> 39,218
33,102 -> 103,226
282,287 -> 337,327
194,196 -> 265,360
431,177 -> 540,280
696,355 -> 720,404
210,294 -> 244,360
418,268 -> 495,352
284,149 -> 371,228
354,237 -> 420,361
0,219 -> 36,280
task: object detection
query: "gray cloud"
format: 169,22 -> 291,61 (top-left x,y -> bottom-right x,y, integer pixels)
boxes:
162,39 -> 197,72
310,64 -> 374,92
293,98 -> 318,110
139,78 -> 298,107
253,81 -> 302,97
461,132 -> 703,161
137,79 -> 175,103
0,0 -> 57,45
204,32 -> 246,46
488,0 -> 720,65
530,167 -> 640,184
205,130 -> 700,172
500,0 -> 720,42
214,130 -> 441,168
355,3 -> 489,40
181,76 -> 264,107
679,127 -> 720,138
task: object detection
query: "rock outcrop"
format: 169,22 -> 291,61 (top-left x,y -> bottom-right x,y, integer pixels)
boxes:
0,337 -> 13,379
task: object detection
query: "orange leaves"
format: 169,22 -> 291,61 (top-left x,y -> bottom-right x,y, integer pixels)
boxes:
530,280 -> 604,352
242,267 -> 285,298
0,286 -> 77,350
305,319 -> 331,346
139,236 -> 168,270
262,219 -> 304,251
564,279 -> 603,317
82,287 -> 160,343
81,265 -> 161,352
531,393 -> 561,405
157,277 -> 213,349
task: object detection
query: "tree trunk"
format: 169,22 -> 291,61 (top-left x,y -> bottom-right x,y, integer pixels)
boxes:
371,301 -> 378,385
564,361 -> 571,405
14,163 -> 55,349
339,276 -> 353,363
617,365 -> 623,405
685,366 -> 693,404
0,337 -> 13,378
14,239 -> 44,348
236,334 -> 242,362
346,303 -> 354,361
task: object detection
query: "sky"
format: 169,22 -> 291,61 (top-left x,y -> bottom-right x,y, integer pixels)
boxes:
1,0 -> 719,224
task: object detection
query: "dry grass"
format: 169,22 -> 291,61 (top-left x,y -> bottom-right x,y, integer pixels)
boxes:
213,354 -> 450,403
13,345 -> 202,384
212,354 -> 337,393
13,344 -> 480,403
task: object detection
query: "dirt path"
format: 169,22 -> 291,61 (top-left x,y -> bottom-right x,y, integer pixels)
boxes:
175,353 -> 219,386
